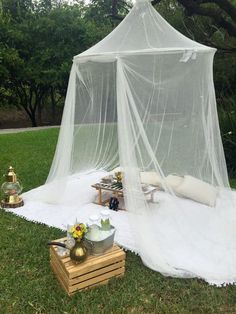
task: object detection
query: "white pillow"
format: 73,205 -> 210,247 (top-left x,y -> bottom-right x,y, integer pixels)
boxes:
140,171 -> 164,188
175,175 -> 218,207
165,174 -> 184,190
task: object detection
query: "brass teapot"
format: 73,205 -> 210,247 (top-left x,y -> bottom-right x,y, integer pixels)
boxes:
69,240 -> 88,264
48,240 -> 88,264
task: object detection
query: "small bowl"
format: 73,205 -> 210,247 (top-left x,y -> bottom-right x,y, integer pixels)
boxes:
101,176 -> 113,184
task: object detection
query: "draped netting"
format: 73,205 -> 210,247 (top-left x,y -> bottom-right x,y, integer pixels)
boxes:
13,0 -> 236,285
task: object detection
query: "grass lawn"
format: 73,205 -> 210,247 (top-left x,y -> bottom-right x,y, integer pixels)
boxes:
0,129 -> 236,314
231,179 -> 236,189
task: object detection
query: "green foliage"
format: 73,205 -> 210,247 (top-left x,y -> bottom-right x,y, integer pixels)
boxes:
154,0 -> 186,34
0,129 -> 236,313
156,2 -> 236,171
218,108 -> 236,177
1,0 -> 35,21
87,0 -> 131,22
0,0 -> 113,126
214,53 -> 236,108
151,2 -> 235,112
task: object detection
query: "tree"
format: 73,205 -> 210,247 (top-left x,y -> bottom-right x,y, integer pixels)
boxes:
152,0 -> 236,53
86,0 -> 131,22
165,0 -> 236,38
0,1 -> 99,126
109,0 -> 236,48
1,0 -> 236,126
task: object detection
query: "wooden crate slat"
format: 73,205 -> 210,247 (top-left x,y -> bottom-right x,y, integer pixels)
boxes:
69,260 -> 125,285
50,257 -> 69,288
50,261 -> 70,295
77,273 -> 125,294
67,249 -> 124,273
69,279 -> 110,295
51,259 -> 68,291
51,243 -> 124,274
69,267 -> 125,293
65,244 -> 122,268
68,251 -> 125,279
50,248 -> 70,278
50,252 -> 70,286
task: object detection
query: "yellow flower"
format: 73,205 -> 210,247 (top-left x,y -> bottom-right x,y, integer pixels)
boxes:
73,231 -> 78,238
70,222 -> 87,239
70,226 -> 75,233
77,230 -> 82,237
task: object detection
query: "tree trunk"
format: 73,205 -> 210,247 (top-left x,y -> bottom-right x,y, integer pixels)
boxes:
18,94 -> 38,127
50,87 -> 56,124
23,107 -> 37,127
37,101 -> 43,126
31,114 -> 37,127
25,107 -> 37,127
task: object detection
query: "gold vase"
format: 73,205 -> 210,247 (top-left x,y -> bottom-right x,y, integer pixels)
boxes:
70,240 -> 87,264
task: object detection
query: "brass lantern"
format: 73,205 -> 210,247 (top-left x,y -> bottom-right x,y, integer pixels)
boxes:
1,166 -> 24,208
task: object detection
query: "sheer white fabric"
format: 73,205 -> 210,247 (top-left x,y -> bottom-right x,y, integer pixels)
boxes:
21,0 -> 236,285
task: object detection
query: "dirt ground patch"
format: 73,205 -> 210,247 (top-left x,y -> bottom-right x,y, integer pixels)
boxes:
0,107 -> 62,129
0,108 -> 31,128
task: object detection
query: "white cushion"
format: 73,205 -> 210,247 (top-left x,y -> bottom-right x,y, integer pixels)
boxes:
175,175 -> 218,207
140,171 -> 163,188
165,174 -> 184,190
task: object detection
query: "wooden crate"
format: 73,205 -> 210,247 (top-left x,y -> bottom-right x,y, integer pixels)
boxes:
50,237 -> 126,296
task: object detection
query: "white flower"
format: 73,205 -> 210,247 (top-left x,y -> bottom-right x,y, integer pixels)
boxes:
228,131 -> 233,135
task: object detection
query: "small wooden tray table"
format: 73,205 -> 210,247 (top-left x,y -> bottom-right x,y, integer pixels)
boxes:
92,182 -> 158,209
92,182 -> 124,207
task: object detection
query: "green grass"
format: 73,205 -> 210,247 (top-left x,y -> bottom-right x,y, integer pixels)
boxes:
0,129 -> 236,314
230,179 -> 236,189
0,128 -> 59,191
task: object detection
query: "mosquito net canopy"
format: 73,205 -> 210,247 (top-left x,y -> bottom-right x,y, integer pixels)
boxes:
22,0 -> 236,285
49,0 -> 228,187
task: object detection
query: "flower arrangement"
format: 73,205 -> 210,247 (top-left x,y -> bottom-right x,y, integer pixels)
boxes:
69,223 -> 88,242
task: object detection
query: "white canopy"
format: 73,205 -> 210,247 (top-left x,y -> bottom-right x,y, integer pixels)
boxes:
19,0 -> 236,285
76,0 -> 213,60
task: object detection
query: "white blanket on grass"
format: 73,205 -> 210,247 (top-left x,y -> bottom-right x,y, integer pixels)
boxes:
5,171 -> 236,286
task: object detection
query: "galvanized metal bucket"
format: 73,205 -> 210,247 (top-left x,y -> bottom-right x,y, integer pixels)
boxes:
84,226 -> 116,256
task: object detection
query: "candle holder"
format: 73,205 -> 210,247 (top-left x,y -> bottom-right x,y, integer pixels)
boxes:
114,171 -> 123,189
1,166 -> 24,208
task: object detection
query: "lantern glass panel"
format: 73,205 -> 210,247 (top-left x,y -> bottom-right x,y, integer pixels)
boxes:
1,181 -> 22,195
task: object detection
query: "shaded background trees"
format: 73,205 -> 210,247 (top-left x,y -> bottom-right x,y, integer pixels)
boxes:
0,0 -> 236,175
0,0 -> 114,126
156,0 -> 236,177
